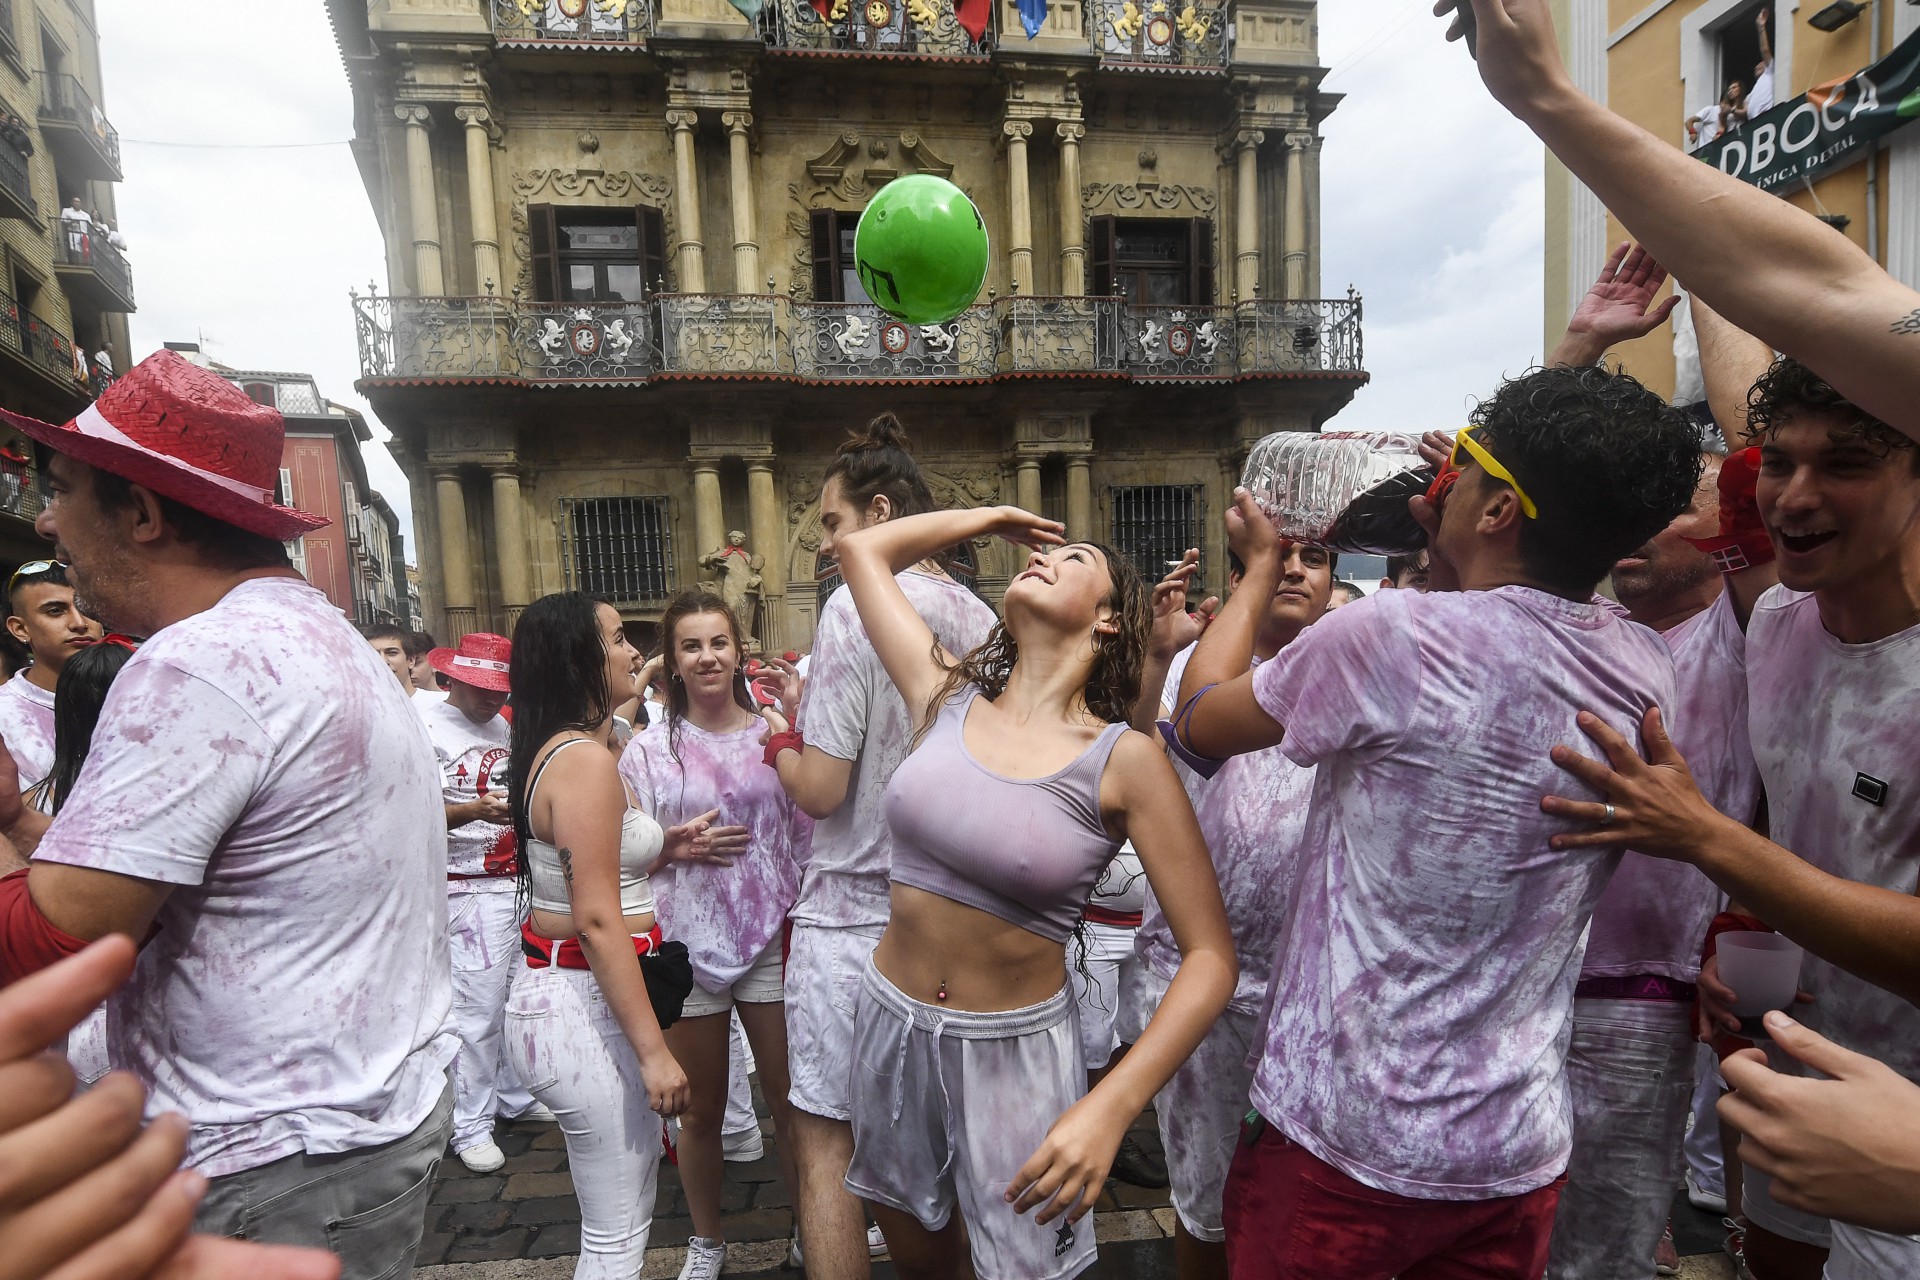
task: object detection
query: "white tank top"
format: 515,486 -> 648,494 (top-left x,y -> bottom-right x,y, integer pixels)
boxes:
523,737 -> 661,916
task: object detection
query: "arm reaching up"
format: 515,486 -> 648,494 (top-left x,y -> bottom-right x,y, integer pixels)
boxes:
1433,0 -> 1920,443
1548,241 -> 1681,368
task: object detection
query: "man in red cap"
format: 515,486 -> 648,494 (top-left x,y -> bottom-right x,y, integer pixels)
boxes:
0,349 -> 457,1280
421,631 -> 539,1173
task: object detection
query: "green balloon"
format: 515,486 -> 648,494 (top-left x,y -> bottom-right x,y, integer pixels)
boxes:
853,175 -> 989,326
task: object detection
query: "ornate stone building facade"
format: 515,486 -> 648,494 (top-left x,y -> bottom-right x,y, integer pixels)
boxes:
332,0 -> 1362,649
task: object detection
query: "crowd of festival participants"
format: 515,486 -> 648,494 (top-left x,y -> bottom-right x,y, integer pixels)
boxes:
2,3 -> 1920,1279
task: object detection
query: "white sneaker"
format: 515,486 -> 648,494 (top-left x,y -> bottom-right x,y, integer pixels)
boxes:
517,1103 -> 556,1124
456,1140 -> 506,1173
721,1126 -> 765,1163
868,1224 -> 887,1257
784,1225 -> 886,1269
677,1236 -> 726,1280
1687,1167 -> 1728,1215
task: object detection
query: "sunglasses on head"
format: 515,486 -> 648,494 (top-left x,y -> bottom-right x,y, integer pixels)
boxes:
6,559 -> 62,597
1423,425 -> 1540,519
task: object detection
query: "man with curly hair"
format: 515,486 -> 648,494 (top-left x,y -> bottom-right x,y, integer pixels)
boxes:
1168,364 -> 1702,1280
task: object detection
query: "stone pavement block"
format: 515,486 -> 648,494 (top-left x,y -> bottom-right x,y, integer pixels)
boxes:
434,1176 -> 504,1205
711,1206 -> 792,1244
503,1171 -> 576,1200
752,1177 -> 791,1210
1107,1180 -> 1170,1210
531,1128 -> 567,1150
527,1222 -> 581,1257
1095,1210 -> 1171,1243
1677,1258 -> 1735,1279
1149,1207 -> 1177,1237
442,1202 -> 513,1233
496,1131 -> 535,1158
508,1196 -> 581,1227
445,1227 -> 532,1264
415,1230 -> 454,1267
501,1150 -> 566,1174
719,1179 -> 753,1213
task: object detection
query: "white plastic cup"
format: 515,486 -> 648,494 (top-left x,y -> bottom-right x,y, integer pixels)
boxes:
1716,931 -> 1803,1040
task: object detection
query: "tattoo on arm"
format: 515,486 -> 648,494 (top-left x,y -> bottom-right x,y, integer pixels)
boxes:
1891,309 -> 1920,337
558,846 -> 574,889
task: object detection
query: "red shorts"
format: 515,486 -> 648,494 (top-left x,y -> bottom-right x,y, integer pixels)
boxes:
1221,1120 -> 1565,1280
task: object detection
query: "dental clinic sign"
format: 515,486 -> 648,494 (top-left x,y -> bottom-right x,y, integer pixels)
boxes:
1700,28 -> 1920,192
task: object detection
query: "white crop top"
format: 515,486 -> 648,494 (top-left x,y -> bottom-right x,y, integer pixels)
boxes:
524,738 -> 661,917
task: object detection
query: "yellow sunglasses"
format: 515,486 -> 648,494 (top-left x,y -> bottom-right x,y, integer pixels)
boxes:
1449,425 -> 1540,519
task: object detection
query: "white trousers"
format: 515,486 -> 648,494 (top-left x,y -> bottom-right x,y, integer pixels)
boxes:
506,964 -> 662,1280
448,887 -> 534,1151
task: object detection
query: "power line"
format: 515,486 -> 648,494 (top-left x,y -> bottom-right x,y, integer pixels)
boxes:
121,138 -> 349,150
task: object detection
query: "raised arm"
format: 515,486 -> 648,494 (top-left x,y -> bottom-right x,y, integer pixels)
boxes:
1437,0 -> 1920,442
1171,490 -> 1288,760
1547,241 -> 1681,368
833,506 -> 1062,731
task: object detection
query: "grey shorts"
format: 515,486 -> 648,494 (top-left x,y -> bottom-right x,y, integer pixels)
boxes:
844,960 -> 1098,1280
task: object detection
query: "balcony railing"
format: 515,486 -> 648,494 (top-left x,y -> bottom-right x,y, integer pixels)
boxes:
37,73 -> 119,182
490,0 -> 652,46
53,220 -> 135,311
354,292 -> 1363,385
764,0 -> 989,56
1090,0 -> 1226,68
0,457 -> 44,524
0,290 -> 82,390
793,301 -> 996,379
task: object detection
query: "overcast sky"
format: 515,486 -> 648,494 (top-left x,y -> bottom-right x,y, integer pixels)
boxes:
99,0 -> 1543,561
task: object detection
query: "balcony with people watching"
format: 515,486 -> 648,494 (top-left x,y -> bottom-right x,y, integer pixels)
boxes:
52,198 -> 135,313
36,72 -> 121,184
0,97 -> 35,224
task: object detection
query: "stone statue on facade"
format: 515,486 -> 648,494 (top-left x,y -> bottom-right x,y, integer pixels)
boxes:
700,530 -> 764,644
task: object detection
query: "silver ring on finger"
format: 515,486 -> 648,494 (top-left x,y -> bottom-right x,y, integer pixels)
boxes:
1599,803 -> 1616,826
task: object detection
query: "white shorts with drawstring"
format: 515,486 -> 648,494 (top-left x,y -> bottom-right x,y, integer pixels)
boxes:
843,958 -> 1098,1280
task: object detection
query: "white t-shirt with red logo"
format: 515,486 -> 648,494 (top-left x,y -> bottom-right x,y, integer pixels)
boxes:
1247,585 -> 1675,1200
33,576 -> 456,1178
421,699 -> 515,885
0,667 -> 55,788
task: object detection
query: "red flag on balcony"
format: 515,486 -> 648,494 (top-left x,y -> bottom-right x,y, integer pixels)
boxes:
809,0 -> 832,18
956,0 -> 989,40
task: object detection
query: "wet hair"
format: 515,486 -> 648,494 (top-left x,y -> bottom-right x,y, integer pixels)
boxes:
823,413 -> 941,526
360,621 -> 408,646
89,468 -> 290,571
653,588 -> 756,765
7,560 -> 69,615
506,592 -> 617,909
1745,357 -> 1919,472
40,640 -> 134,814
924,541 -> 1150,738
1384,552 -> 1428,582
1470,366 -> 1703,597
403,630 -> 436,660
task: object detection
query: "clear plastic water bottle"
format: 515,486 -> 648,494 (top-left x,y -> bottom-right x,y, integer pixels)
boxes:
1240,430 -> 1432,555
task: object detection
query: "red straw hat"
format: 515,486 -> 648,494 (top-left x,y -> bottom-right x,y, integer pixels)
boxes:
0,348 -> 328,541
430,632 -> 512,693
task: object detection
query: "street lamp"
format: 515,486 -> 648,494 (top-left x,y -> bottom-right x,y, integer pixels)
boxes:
1808,1 -> 1867,32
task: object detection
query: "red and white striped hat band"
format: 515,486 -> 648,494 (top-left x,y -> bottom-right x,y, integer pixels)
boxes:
452,655 -> 509,674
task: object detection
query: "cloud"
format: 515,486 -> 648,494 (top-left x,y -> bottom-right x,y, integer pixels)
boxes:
98,0 -> 411,543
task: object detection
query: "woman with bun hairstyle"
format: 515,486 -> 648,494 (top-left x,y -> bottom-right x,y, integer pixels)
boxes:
504,592 -> 747,1280
619,589 -> 810,1280
765,503 -> 1236,1280
763,414 -> 998,1278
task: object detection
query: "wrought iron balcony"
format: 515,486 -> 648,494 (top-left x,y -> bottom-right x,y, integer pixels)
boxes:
0,290 -> 82,391
53,221 -> 135,312
765,0 -> 989,56
37,73 -> 120,183
354,292 -> 1363,385
658,294 -> 791,376
490,0 -> 651,46
793,301 -> 995,379
0,455 -> 44,524
0,103 -> 32,225
1090,0 -> 1225,68
996,296 -> 1121,375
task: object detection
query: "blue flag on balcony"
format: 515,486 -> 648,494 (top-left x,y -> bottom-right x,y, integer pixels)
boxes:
728,0 -> 764,21
1018,0 -> 1047,38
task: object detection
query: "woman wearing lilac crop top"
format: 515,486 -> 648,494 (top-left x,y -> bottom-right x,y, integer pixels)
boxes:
824,504 -> 1236,1280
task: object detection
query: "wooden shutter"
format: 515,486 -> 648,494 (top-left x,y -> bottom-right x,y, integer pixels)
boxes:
1087,215 -> 1117,297
527,203 -> 561,302
637,204 -> 668,295
810,209 -> 839,301
1190,217 -> 1215,306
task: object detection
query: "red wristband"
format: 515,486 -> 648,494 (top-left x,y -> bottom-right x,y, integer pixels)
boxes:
762,730 -> 804,769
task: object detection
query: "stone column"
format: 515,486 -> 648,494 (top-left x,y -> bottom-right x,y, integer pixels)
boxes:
1283,133 -> 1312,300
456,106 -> 502,293
1065,456 -> 1092,542
1004,121 -> 1034,295
489,465 -> 532,632
666,109 -> 707,292
1057,124 -> 1086,297
1234,129 -> 1264,303
747,460 -> 785,651
723,111 -> 761,293
432,466 -> 477,636
691,462 -> 725,578
396,105 -> 444,295
1015,457 -> 1042,514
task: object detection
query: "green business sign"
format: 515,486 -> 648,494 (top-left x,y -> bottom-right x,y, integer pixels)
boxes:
1699,28 -> 1920,192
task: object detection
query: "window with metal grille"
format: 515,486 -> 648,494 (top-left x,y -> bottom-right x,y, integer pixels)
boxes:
1108,485 -> 1202,583
565,496 -> 674,605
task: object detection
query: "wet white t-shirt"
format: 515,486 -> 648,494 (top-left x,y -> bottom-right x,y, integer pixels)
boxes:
1583,591 -> 1758,981
792,572 -> 995,929
34,576 -> 457,1177
421,699 -> 515,885
1248,586 -> 1675,1200
1747,586 -> 1920,1084
411,685 -> 448,710
0,667 -> 56,788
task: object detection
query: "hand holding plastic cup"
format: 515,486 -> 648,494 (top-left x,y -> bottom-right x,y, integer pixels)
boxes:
1717,931 -> 1804,1041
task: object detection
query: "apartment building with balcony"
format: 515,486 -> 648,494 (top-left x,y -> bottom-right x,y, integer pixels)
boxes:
0,0 -> 132,572
1547,0 -> 1919,400
331,0 -> 1362,649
